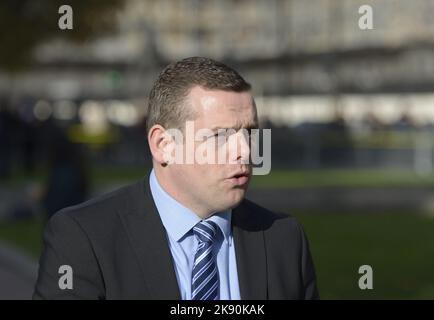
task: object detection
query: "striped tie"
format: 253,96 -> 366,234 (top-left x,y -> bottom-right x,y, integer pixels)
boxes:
191,220 -> 220,300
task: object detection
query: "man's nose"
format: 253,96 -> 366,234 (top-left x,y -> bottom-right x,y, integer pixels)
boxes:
233,130 -> 251,164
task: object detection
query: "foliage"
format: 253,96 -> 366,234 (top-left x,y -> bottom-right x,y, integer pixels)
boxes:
0,0 -> 125,71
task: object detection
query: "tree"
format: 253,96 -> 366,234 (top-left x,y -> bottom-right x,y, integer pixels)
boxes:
0,0 -> 125,71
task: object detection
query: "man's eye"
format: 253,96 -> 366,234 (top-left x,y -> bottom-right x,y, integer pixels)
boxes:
242,129 -> 253,138
208,133 -> 228,142
206,133 -> 220,140
216,133 -> 227,138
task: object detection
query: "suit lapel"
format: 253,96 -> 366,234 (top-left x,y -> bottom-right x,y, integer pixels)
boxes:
118,176 -> 181,299
232,201 -> 268,300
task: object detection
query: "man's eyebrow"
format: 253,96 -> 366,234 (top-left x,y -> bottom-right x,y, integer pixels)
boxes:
210,123 -> 259,131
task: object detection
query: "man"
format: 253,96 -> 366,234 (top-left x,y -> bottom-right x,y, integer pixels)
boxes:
33,57 -> 319,300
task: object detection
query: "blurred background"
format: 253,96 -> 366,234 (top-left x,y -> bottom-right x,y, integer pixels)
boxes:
1,0 -> 434,299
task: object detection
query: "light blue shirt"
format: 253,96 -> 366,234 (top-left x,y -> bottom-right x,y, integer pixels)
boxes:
149,169 -> 241,300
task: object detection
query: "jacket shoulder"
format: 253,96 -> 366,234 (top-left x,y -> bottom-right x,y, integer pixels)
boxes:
50,179 -> 144,232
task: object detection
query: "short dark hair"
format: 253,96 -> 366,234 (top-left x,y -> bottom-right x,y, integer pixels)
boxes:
146,57 -> 251,133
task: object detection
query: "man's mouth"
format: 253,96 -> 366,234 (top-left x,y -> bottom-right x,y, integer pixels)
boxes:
228,171 -> 250,186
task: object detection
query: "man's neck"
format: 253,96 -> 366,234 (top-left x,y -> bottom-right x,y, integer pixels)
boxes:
152,168 -> 214,219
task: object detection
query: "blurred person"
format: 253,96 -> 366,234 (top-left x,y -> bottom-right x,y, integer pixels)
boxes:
33,57 -> 318,300
320,114 -> 354,168
15,97 -> 38,175
42,127 -> 89,219
362,111 -> 386,132
0,101 -> 13,178
392,112 -> 417,131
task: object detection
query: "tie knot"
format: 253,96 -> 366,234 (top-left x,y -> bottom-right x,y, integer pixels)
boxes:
193,220 -> 219,243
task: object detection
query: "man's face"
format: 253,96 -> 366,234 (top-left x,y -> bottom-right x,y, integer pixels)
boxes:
167,86 -> 258,217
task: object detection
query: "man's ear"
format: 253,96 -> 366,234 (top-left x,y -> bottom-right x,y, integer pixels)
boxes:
147,124 -> 174,166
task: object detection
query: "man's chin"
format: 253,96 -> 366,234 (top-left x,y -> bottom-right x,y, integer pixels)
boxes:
227,190 -> 246,209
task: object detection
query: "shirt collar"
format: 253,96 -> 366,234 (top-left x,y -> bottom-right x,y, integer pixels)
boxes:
149,169 -> 232,244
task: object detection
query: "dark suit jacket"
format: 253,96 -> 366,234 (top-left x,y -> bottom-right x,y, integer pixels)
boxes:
33,175 -> 319,300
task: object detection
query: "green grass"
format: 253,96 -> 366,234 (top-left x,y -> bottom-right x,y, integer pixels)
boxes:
0,217 -> 44,259
249,168 -> 434,188
1,211 -> 434,299
294,211 -> 434,299
6,165 -> 434,188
